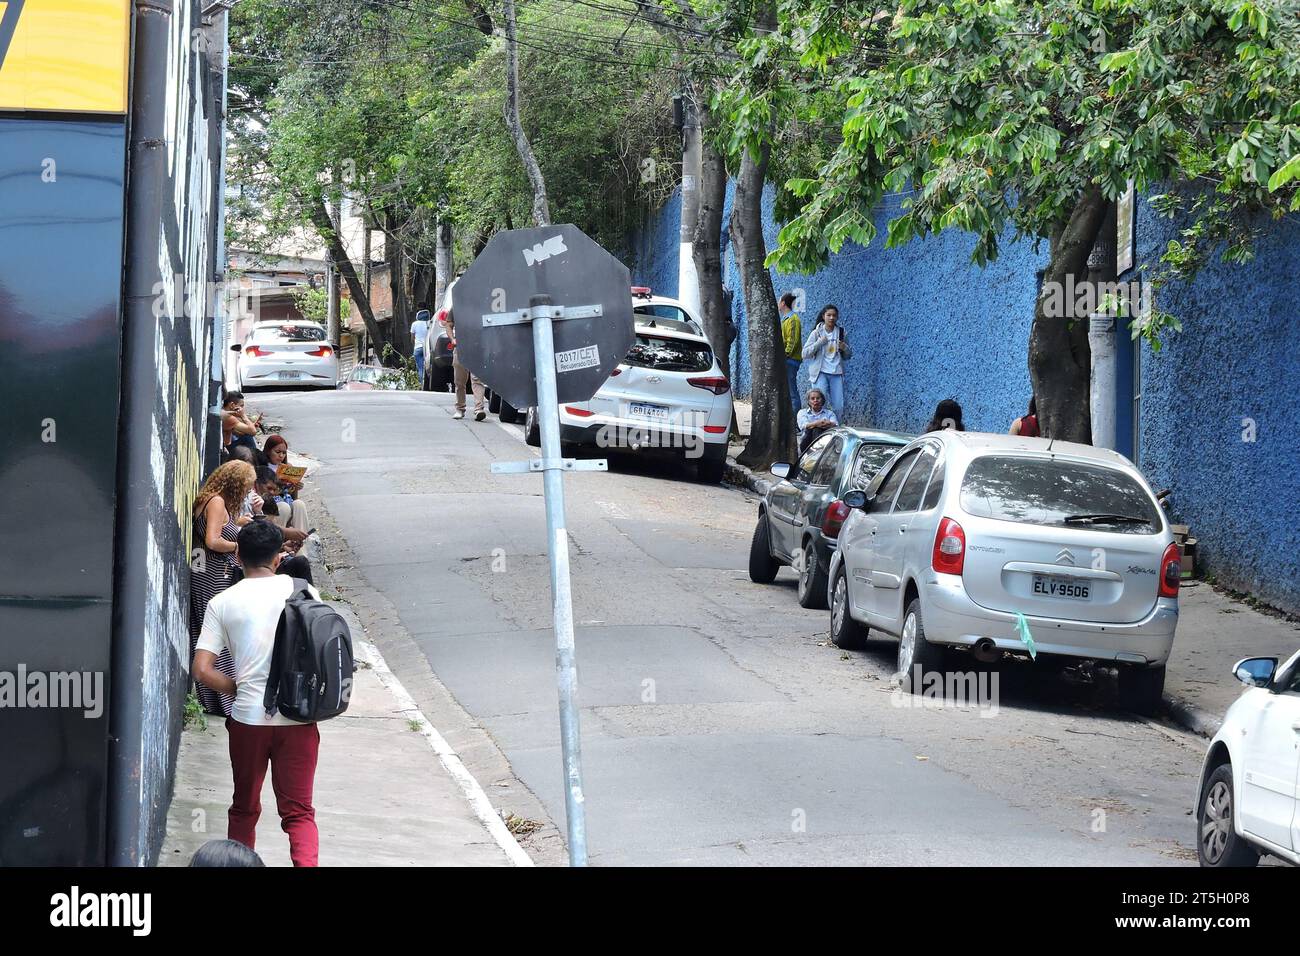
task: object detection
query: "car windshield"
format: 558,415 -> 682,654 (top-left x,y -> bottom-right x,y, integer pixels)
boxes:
959,455 -> 1161,534
250,324 -> 326,343
850,442 -> 904,490
635,305 -> 702,335
351,366 -> 381,383
622,334 -> 712,372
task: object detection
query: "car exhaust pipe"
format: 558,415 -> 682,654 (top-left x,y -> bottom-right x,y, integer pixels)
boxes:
971,638 -> 1000,664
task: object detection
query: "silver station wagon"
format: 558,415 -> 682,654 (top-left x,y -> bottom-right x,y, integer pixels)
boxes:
828,431 -> 1181,712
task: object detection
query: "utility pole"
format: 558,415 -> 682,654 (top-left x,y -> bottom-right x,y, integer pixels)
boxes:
677,88 -> 702,320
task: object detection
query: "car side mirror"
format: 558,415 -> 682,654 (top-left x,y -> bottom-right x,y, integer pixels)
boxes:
1232,657 -> 1277,688
230,343 -> 242,352
770,462 -> 791,480
843,489 -> 871,510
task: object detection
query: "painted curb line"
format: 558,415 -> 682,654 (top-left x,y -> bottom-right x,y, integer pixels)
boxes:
351,634 -> 536,867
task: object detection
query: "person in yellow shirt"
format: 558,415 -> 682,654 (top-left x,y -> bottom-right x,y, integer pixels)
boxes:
779,292 -> 802,415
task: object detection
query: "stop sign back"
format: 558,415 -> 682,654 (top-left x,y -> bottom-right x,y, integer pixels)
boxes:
451,224 -> 636,409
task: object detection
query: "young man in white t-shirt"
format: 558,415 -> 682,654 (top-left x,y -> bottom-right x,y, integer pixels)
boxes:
194,520 -> 324,867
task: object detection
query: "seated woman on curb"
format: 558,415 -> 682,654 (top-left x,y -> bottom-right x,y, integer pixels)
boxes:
262,434 -> 310,531
796,387 -> 838,454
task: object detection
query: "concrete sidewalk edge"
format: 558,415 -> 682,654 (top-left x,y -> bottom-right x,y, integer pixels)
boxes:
725,456 -> 1224,740
351,634 -> 535,867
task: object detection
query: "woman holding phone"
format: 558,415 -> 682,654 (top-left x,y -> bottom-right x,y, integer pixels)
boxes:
801,304 -> 852,421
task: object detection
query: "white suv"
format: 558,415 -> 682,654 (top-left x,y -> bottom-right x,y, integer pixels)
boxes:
524,291 -> 733,483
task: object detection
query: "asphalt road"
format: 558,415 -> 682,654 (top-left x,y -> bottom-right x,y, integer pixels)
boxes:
254,387 -> 1207,866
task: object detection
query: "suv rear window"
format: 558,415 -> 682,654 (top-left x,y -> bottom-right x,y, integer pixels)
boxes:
634,305 -> 702,335
250,324 -> 326,343
623,335 -> 712,373
960,455 -> 1161,534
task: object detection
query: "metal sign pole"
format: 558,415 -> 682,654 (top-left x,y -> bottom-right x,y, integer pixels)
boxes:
528,293 -> 588,866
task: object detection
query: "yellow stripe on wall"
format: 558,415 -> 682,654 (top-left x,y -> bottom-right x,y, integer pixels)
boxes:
0,0 -> 130,114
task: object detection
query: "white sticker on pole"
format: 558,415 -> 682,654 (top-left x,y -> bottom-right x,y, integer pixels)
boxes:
556,345 -> 600,374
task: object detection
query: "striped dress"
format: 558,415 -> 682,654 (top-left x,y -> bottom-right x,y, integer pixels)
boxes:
190,507 -> 240,717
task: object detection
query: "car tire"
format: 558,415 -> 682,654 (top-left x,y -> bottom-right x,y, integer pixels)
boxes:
499,399 -> 521,424
1197,763 -> 1260,867
830,565 -> 868,650
796,539 -> 829,609
430,365 -> 452,392
1118,663 -> 1166,716
524,407 -> 541,446
748,513 -> 780,584
897,597 -> 942,694
696,449 -> 726,484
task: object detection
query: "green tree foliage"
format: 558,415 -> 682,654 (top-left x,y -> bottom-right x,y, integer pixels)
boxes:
730,0 -> 1300,439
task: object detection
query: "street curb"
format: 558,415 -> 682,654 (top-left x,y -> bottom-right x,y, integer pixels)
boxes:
1163,694 -> 1222,738
724,456 -> 770,497
723,448 -> 1226,741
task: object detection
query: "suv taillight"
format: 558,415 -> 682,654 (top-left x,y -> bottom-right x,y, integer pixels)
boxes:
822,500 -> 850,539
1159,542 -> 1181,598
932,517 -> 966,575
687,376 -> 730,395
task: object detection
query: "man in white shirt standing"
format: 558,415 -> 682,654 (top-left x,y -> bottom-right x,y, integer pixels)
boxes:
410,304 -> 430,384
193,520 -> 324,867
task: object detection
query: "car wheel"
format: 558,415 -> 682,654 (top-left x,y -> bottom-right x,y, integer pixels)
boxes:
897,597 -> 942,694
524,407 -> 541,446
696,450 -> 726,484
796,540 -> 829,610
1197,763 -> 1260,867
498,399 -> 521,424
1118,663 -> 1166,716
830,566 -> 868,649
747,513 -> 780,584
430,365 -> 452,392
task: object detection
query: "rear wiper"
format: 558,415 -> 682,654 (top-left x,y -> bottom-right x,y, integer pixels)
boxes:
1063,513 -> 1149,525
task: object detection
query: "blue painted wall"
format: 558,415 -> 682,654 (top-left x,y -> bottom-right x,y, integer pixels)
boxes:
629,186 -> 1300,613
1134,205 -> 1300,611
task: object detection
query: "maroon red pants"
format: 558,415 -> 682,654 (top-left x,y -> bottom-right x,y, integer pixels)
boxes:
225,719 -> 321,867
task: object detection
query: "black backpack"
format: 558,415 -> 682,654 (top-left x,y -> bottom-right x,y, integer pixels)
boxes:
264,579 -> 355,722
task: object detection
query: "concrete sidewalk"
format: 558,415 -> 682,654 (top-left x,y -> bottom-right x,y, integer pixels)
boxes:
159,598 -> 530,867
725,398 -> 1300,735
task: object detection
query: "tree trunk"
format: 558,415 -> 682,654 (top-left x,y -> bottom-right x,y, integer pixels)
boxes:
502,0 -> 550,227
385,218 -> 410,365
692,99 -> 730,381
730,140 -> 794,468
1029,186 -> 1109,443
435,217 -> 453,307
307,192 -> 386,354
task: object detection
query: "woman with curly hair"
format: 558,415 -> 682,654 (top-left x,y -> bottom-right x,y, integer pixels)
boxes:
190,460 -> 256,717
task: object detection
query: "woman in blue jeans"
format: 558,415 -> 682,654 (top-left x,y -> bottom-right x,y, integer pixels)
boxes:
801,304 -> 850,421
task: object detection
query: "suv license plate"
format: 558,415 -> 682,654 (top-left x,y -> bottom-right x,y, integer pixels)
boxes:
1032,575 -> 1090,600
629,402 -> 669,420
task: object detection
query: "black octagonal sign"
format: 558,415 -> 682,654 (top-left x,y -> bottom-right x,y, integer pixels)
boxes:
452,224 -> 635,409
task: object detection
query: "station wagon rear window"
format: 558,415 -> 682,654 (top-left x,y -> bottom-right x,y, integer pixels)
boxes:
959,456 -> 1161,534
622,335 -> 712,373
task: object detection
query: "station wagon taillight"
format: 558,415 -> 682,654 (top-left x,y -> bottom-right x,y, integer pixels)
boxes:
932,517 -> 966,575
822,500 -> 851,539
1159,542 -> 1181,599
687,376 -> 730,394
